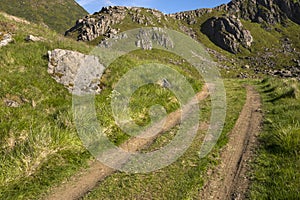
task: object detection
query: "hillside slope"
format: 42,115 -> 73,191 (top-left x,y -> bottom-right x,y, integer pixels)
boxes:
0,0 -> 88,34
66,0 -> 300,79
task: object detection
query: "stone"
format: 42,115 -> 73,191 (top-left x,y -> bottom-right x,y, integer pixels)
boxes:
0,32 -> 13,47
48,49 -> 105,94
3,95 -> 28,108
25,35 -> 44,42
201,15 -> 253,54
242,65 -> 250,69
4,99 -> 20,108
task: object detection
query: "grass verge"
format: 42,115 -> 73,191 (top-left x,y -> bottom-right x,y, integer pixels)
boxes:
250,78 -> 300,199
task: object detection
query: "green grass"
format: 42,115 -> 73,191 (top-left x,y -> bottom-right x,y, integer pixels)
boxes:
0,12 -> 222,199
0,13 -> 92,199
0,15 -> 249,198
93,49 -> 203,145
82,79 -> 247,200
250,78 -> 300,199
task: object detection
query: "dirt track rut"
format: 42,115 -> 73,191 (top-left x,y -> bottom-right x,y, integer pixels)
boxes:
46,85 -> 262,200
200,85 -> 262,200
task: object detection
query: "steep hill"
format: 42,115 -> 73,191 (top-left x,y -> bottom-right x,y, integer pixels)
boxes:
0,0 -> 88,34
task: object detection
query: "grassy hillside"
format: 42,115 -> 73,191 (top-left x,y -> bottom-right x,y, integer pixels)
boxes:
0,0 -> 88,34
0,12 -> 92,199
0,11 -> 240,199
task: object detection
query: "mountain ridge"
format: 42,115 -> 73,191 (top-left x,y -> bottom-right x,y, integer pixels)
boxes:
65,0 -> 300,79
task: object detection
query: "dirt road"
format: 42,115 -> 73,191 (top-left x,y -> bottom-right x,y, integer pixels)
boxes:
200,86 -> 262,200
46,85 -> 262,200
45,85 -> 210,200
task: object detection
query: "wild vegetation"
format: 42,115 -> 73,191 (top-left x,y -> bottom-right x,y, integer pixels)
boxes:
0,13 -> 92,199
250,78 -> 300,199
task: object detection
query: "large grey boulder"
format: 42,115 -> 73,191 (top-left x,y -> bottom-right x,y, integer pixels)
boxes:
201,15 -> 253,54
48,49 -> 105,94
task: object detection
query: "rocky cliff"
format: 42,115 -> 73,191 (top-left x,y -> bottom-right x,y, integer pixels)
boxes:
201,15 -> 253,53
226,0 -> 300,25
65,6 -> 169,41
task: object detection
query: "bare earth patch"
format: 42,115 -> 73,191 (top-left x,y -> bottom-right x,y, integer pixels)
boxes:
200,85 -> 263,200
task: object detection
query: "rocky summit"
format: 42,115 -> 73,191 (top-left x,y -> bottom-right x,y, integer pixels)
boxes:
65,1 -> 298,53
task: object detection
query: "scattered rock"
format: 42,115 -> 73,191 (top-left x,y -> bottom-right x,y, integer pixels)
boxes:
268,68 -> 298,78
25,35 -> 44,42
4,99 -> 20,108
48,49 -> 105,94
237,72 -> 249,79
201,15 -> 253,54
0,32 -> 13,47
3,95 -> 29,108
179,25 -> 197,39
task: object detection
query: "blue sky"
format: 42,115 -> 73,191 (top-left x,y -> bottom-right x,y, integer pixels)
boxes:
76,0 -> 231,14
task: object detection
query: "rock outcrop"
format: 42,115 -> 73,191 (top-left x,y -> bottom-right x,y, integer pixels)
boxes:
168,4 -> 226,25
169,8 -> 214,25
227,0 -> 300,25
135,28 -> 174,50
201,15 -> 253,53
48,49 -> 105,94
65,6 -> 167,42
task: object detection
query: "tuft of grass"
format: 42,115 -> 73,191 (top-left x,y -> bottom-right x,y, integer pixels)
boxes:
264,123 -> 300,154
